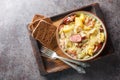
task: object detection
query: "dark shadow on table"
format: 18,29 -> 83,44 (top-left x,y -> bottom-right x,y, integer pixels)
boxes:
45,54 -> 120,80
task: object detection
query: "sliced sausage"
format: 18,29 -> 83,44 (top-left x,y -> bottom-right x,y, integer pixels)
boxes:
63,15 -> 76,24
70,34 -> 82,43
94,44 -> 102,53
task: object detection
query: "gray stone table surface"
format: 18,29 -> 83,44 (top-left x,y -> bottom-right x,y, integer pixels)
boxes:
0,0 -> 120,80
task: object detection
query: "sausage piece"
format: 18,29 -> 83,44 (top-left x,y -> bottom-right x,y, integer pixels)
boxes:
70,34 -> 82,43
94,44 -> 102,53
63,15 -> 76,24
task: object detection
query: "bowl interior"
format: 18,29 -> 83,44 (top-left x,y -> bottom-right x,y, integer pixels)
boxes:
56,11 -> 107,61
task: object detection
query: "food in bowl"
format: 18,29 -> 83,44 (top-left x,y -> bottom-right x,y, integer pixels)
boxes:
57,11 -> 107,61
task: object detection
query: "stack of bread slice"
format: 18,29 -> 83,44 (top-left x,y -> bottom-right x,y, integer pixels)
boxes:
28,14 -> 57,50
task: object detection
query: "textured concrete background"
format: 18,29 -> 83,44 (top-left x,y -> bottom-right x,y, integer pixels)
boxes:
0,0 -> 120,80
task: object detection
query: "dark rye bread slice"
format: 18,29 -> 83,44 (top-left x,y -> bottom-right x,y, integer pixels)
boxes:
28,14 -> 52,32
32,20 -> 57,50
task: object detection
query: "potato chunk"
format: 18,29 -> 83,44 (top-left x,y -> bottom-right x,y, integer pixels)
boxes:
80,13 -> 85,22
75,17 -> 84,28
63,25 -> 74,33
